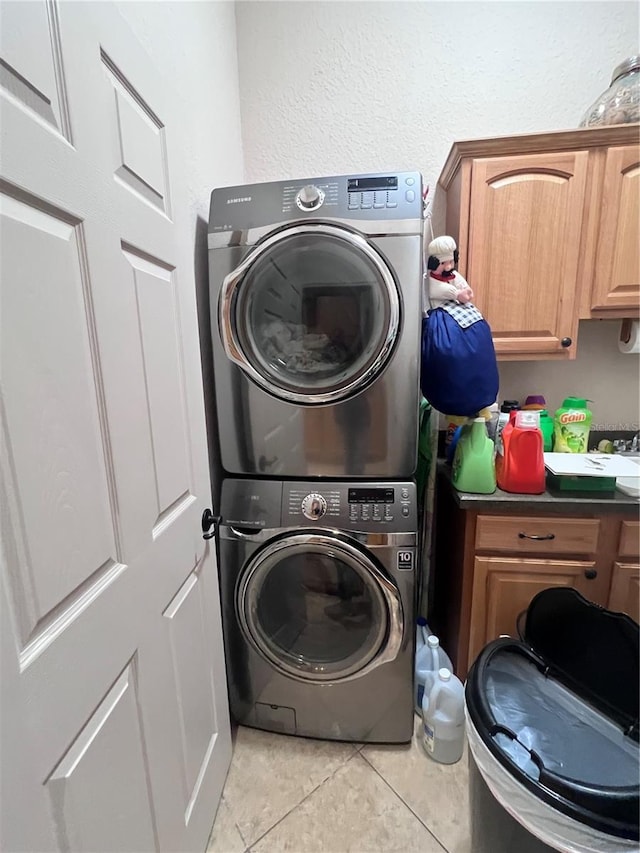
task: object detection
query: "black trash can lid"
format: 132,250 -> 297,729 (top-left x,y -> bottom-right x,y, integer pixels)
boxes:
466,588 -> 640,841
522,587 -> 639,736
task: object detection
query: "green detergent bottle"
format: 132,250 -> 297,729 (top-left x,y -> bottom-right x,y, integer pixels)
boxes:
539,409 -> 555,452
452,418 -> 496,494
553,397 -> 592,453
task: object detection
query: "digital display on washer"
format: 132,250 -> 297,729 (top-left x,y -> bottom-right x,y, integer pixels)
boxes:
348,488 -> 394,504
347,177 -> 398,191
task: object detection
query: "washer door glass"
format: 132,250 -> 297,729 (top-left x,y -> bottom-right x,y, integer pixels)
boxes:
237,534 -> 391,682
223,225 -> 399,403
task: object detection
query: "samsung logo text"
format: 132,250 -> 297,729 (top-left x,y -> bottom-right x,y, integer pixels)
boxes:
226,196 -> 252,204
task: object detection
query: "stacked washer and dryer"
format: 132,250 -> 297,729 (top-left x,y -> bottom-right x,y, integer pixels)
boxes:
208,172 -> 424,743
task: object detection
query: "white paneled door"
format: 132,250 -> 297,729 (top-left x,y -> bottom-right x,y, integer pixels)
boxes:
0,3 -> 231,851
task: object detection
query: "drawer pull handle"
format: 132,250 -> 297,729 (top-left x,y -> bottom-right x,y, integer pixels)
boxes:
518,532 -> 555,541
584,569 -> 598,580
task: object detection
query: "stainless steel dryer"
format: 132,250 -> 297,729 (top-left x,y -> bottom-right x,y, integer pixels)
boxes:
208,172 -> 423,478
218,478 -> 417,743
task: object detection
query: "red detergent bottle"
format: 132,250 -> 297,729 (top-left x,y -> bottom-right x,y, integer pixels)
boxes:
496,410 -> 546,494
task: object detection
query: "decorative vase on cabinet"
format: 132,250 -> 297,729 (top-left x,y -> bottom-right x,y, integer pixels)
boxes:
579,56 -> 640,127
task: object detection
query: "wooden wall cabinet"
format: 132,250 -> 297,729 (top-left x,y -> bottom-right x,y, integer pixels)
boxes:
589,145 -> 640,313
432,470 -> 639,680
439,126 -> 640,361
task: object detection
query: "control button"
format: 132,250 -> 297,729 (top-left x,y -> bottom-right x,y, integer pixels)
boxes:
384,512 -> 394,522
348,193 -> 360,210
386,196 -> 398,208
360,192 -> 373,209
372,505 -> 382,521
301,493 -> 327,520
296,185 -> 325,211
402,506 -> 410,517
401,488 -> 409,499
373,191 -> 386,209
405,176 -> 415,186
405,189 -> 416,203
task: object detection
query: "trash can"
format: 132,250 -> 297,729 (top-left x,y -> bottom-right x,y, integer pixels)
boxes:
465,588 -> 639,853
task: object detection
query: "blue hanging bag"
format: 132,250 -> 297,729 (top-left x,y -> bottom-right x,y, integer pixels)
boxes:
420,305 -> 499,417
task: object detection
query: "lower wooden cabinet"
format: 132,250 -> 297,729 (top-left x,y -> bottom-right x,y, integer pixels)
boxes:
618,520 -> 640,559
609,520 -> 640,622
468,555 -> 606,669
608,562 -> 640,623
431,469 -> 639,680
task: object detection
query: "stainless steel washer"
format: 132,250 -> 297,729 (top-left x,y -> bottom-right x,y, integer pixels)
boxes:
218,478 -> 418,743
208,172 -> 423,478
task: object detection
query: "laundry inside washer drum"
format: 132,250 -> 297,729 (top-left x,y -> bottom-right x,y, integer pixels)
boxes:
254,550 -> 385,665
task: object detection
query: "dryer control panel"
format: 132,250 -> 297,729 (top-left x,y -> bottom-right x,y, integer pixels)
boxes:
208,171 -> 423,236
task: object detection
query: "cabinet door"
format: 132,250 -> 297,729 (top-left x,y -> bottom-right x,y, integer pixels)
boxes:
467,151 -> 589,359
468,555 -> 607,667
608,562 -> 640,623
591,145 -> 640,313
618,520 -> 640,559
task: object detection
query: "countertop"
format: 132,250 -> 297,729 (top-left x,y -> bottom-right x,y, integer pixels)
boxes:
437,461 -> 640,514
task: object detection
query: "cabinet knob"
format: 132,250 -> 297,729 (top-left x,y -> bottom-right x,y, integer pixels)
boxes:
584,568 -> 598,580
518,532 -> 555,541
561,337 -> 572,348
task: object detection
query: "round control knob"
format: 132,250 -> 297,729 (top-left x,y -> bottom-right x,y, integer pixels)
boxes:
301,493 -> 327,520
296,185 -> 324,211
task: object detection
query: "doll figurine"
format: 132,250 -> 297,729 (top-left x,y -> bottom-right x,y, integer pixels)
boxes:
424,236 -> 474,311
420,235 -> 499,420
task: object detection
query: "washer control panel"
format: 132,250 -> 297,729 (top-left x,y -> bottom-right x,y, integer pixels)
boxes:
301,493 -> 328,520
347,485 -> 415,523
219,479 -> 417,533
284,482 -> 417,531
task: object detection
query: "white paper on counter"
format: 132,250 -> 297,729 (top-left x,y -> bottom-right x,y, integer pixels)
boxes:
544,453 -> 640,478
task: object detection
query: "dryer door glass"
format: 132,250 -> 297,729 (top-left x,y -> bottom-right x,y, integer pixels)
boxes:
222,224 -> 400,404
237,534 -> 398,682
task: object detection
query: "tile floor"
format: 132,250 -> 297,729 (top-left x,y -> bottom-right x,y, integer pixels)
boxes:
207,716 -> 470,853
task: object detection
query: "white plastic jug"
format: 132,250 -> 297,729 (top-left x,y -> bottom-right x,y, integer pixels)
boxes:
414,633 -> 452,714
421,668 -> 465,764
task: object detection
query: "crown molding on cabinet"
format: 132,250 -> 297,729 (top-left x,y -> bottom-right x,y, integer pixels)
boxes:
439,123 -> 640,189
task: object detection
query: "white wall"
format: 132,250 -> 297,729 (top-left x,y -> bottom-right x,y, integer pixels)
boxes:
500,320 -> 640,432
235,0 -> 640,427
235,1 -> 637,186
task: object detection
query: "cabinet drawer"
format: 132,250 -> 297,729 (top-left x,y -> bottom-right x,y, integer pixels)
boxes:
475,515 -> 600,555
618,521 -> 640,558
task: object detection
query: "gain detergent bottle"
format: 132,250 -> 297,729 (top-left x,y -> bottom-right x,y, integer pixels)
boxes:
553,397 -> 592,453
